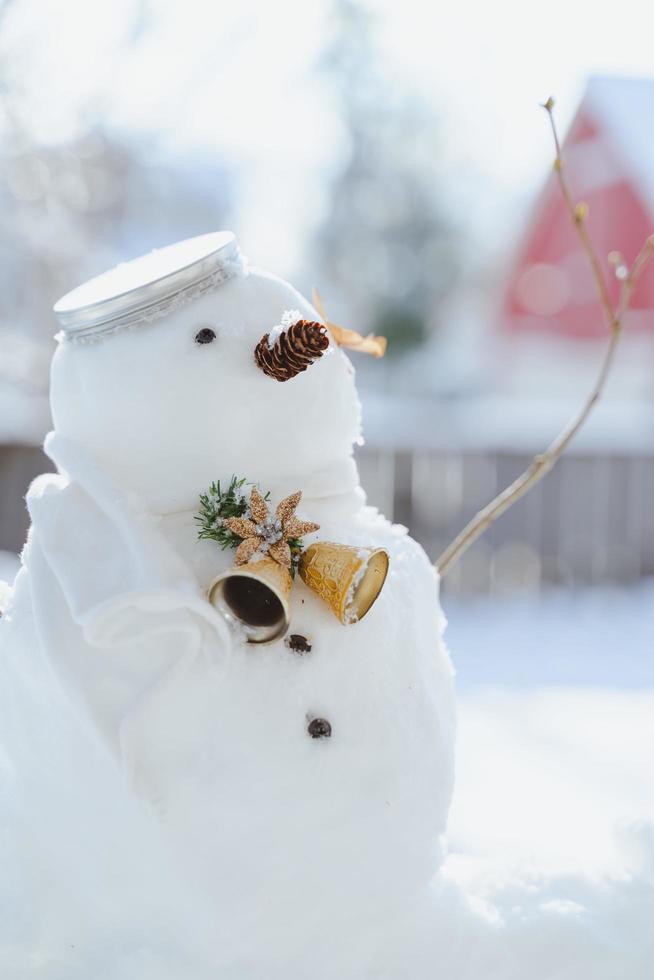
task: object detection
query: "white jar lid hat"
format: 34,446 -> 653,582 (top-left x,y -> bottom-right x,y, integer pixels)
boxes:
53,231 -> 245,342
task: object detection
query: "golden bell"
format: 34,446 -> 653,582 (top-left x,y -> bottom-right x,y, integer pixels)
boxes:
298,542 -> 389,625
208,556 -> 292,644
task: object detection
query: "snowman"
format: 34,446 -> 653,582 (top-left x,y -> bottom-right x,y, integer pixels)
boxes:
0,231 -> 456,978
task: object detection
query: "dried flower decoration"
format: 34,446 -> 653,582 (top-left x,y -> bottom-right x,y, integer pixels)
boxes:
196,476 -> 319,574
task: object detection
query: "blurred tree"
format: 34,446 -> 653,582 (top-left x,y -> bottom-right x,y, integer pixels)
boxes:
311,0 -> 461,357
0,0 -> 236,551
0,0 -> 234,435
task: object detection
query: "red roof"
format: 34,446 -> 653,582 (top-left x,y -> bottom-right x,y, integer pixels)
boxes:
504,76 -> 654,339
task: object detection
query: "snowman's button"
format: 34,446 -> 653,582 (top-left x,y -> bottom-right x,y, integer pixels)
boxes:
286,634 -> 312,654
195,327 -> 216,344
307,717 -> 332,739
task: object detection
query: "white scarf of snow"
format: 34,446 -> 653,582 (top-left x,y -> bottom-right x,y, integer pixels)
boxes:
24,431 -> 232,761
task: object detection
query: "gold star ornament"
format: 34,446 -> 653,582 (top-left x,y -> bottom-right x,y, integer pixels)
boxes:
224,487 -> 320,568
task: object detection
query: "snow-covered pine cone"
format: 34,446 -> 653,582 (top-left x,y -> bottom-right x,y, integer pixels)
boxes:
254,320 -> 330,382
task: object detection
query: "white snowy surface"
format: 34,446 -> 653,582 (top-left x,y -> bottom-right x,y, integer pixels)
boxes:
441,585 -> 654,980
361,388 -> 654,454
445,581 -> 654,690
2,241 -> 652,975
450,687 -> 654,875
0,552 -> 19,614
2,536 -> 653,976
0,258 -> 458,977
0,549 -> 20,585
445,583 -> 654,872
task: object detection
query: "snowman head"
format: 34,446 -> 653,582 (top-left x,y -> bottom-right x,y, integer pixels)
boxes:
50,233 -> 362,514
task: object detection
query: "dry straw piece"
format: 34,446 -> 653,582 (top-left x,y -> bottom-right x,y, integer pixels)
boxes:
311,288 -> 387,358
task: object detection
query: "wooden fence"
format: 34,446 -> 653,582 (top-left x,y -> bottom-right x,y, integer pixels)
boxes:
355,446 -> 654,595
2,443 -> 652,595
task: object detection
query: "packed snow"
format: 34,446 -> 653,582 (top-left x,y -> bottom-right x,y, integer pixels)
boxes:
0,549 -> 20,586
446,581 -> 654,691
1,238 -> 652,977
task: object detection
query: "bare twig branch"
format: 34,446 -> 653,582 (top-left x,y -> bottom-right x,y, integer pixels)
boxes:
543,100 -> 616,330
436,101 -> 654,577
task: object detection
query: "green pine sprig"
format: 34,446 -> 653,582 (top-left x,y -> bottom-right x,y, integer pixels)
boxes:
196,476 -> 304,575
195,475 -> 268,551
287,537 -> 304,576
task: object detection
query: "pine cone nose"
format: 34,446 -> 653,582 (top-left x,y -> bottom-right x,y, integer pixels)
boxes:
254,319 -> 330,382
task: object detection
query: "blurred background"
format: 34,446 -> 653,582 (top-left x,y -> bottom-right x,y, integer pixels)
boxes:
1,0 -> 653,875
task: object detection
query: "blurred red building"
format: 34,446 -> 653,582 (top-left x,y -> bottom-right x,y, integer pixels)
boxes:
504,76 -> 654,340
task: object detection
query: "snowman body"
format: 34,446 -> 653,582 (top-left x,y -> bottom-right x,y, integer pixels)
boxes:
135,504 -> 455,965
0,235 -> 455,977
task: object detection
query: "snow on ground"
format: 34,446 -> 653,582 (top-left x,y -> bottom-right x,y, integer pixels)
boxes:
444,581 -> 654,690
0,550 -> 20,586
438,584 -> 654,977
449,687 -> 654,876
445,582 -> 654,879
1,552 -> 652,973
3,547 -> 652,895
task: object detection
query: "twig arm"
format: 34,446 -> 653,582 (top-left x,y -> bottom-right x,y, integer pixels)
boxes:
436,328 -> 618,575
436,101 -> 654,577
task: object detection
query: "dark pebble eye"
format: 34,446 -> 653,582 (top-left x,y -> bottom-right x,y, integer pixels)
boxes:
195,327 -> 216,345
